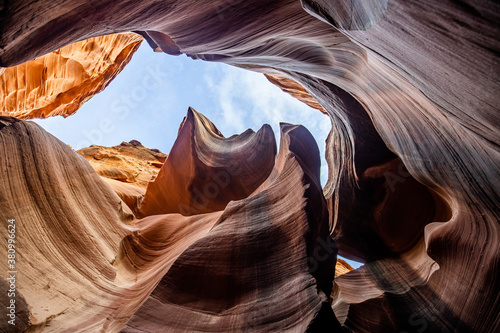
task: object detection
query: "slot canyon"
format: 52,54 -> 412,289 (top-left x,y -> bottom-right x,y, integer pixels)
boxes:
0,0 -> 499,332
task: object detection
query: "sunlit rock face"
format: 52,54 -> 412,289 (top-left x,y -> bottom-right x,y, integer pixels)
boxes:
334,259 -> 353,278
264,74 -> 327,114
0,0 -> 499,332
77,140 -> 167,189
0,33 -> 142,119
138,107 -> 277,217
76,140 -> 168,215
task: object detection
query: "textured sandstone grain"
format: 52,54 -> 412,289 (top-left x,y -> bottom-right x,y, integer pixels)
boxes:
0,33 -> 142,119
0,115 -> 339,332
124,122 -> 338,332
0,117 -> 132,331
138,107 -> 277,217
0,0 -> 499,332
334,259 -> 353,278
265,74 -> 327,113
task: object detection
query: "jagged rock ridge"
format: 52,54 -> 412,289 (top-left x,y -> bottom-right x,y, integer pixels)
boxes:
77,140 -> 167,189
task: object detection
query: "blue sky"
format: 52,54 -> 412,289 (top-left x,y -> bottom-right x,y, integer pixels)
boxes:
32,43 -> 362,269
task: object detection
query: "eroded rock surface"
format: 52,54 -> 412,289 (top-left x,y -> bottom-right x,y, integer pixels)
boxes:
138,107 -> 277,217
0,0 -> 499,332
0,33 -> 142,119
0,114 -> 341,332
265,74 -> 327,114
77,140 -> 167,189
124,122 -> 337,332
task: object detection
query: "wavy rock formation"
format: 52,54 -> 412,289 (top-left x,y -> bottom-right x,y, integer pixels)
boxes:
0,0 -> 499,332
334,259 -> 353,278
0,114 -> 342,332
0,117 -> 133,332
264,74 -> 327,114
124,122 -> 337,332
0,33 -> 142,119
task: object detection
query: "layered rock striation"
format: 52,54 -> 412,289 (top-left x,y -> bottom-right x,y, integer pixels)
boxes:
0,33 -> 142,119
0,0 -> 499,332
77,140 -> 167,189
138,107 -> 277,217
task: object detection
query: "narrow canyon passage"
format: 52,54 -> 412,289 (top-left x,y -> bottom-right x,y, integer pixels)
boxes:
0,0 -> 499,332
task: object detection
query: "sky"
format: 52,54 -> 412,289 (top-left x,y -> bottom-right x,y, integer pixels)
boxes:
32,43 -> 362,269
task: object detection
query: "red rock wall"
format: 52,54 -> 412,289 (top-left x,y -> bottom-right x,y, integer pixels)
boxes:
0,0 -> 498,332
